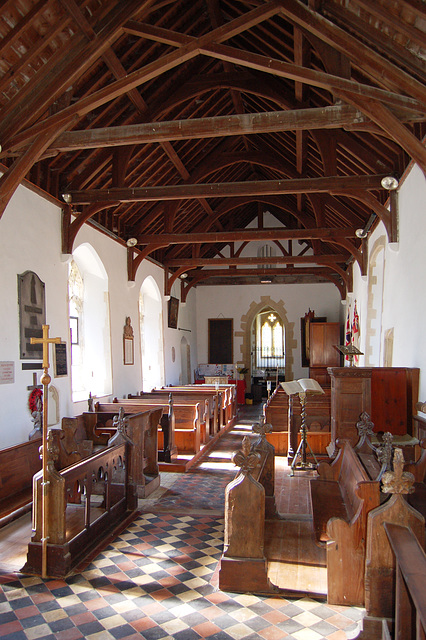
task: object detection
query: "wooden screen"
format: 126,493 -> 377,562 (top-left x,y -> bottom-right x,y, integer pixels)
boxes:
208,319 -> 233,364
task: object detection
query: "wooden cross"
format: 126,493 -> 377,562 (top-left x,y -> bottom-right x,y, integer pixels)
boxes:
30,324 -> 61,371
27,371 -> 43,391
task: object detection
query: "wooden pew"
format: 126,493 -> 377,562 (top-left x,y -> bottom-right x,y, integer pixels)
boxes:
155,384 -> 237,432
219,423 -> 278,594
309,439 -> 380,606
190,384 -> 237,426
352,413 -> 426,517
98,400 -> 202,455
383,523 -> 426,640
402,438 -> 426,519
59,407 -> 162,497
23,430 -> 137,578
168,384 -> 237,426
0,437 -> 42,528
358,447 -> 425,640
126,392 -> 208,445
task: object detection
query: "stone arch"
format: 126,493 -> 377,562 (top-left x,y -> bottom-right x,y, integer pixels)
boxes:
235,296 -> 296,382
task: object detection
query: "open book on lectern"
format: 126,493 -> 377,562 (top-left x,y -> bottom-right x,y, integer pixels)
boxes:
280,378 -> 324,396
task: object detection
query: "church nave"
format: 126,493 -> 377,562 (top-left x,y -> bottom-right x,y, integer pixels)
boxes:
0,405 -> 364,640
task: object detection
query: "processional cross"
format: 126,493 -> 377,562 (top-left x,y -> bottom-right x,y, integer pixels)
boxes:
30,324 -> 61,578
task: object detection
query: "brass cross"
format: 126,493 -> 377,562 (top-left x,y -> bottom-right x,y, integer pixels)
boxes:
30,324 -> 61,369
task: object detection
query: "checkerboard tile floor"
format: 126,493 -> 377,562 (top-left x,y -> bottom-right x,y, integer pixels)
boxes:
0,512 -> 363,640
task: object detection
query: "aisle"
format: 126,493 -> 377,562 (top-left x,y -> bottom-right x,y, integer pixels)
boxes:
0,404 -> 364,640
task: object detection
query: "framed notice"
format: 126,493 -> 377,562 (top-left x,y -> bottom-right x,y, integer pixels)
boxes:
54,342 -> 68,377
0,361 -> 15,384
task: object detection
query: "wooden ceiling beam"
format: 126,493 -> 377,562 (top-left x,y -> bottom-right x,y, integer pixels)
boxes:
322,2 -> 426,80
136,227 -> 357,245
0,125 -> 68,219
154,70 -> 294,118
5,1 -> 282,152
164,255 -> 348,267
339,93 -> 426,176
0,0 -> 152,143
180,266 -> 346,300
65,174 -> 386,204
348,0 -> 426,51
123,21 -> 424,113
201,43 -> 425,113
42,105 -> 369,153
277,0 -> 426,104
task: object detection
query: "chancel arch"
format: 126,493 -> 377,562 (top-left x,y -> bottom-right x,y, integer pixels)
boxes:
68,243 -> 112,403
139,276 -> 165,391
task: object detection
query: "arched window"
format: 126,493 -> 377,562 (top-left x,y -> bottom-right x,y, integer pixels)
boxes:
256,310 -> 285,369
68,245 -> 112,402
139,277 -> 164,390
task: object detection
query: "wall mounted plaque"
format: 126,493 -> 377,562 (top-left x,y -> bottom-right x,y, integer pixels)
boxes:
18,271 -> 46,359
54,342 -> 68,377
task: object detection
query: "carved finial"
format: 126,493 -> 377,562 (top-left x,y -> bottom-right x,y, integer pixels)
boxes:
381,447 -> 415,495
232,435 -> 260,474
356,412 -> 375,438
376,432 -> 394,469
45,429 -> 60,466
112,407 -> 133,444
252,421 -> 273,438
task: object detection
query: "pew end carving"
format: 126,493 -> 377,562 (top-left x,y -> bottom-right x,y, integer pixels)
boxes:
219,423 -> 279,594
358,448 -> 425,639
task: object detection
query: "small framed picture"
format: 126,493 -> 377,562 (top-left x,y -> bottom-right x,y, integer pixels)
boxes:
168,296 -> 179,329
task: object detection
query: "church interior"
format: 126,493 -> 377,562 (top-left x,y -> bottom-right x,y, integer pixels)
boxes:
0,1 -> 425,639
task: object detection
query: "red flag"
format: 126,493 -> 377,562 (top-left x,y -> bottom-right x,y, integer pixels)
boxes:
345,306 -> 352,361
352,301 -> 360,363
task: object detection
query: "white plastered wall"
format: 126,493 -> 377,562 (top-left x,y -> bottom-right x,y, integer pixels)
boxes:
0,183 -> 198,447
349,163 -> 426,415
196,282 -> 342,382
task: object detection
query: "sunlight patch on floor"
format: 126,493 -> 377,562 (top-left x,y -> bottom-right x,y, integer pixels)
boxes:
204,450 -> 234,460
197,461 -> 237,471
229,423 -> 255,431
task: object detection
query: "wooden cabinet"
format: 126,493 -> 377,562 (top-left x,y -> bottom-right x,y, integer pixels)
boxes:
329,367 -> 372,448
328,367 -> 420,451
309,322 -> 341,386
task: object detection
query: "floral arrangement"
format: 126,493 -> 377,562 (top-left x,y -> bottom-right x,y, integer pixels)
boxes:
29,387 -> 43,413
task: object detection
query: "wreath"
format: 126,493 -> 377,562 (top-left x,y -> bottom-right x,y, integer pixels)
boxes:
29,388 -> 43,413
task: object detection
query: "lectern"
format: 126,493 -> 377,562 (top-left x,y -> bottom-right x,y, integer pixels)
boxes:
280,379 -> 325,476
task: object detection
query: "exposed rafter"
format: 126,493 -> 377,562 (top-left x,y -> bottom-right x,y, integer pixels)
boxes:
0,0 -> 423,294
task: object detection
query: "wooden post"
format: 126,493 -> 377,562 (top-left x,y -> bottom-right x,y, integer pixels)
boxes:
31,324 -> 61,578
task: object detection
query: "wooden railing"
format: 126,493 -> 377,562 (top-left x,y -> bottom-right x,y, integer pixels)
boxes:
23,438 -> 137,578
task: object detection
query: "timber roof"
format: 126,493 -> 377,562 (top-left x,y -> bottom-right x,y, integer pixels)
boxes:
0,0 -> 425,298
